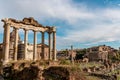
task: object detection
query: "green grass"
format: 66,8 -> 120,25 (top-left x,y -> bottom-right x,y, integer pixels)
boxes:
117,75 -> 120,80
59,59 -> 71,65
78,62 -> 102,69
86,75 -> 102,80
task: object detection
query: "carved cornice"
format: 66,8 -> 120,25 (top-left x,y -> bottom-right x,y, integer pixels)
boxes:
1,17 -> 56,32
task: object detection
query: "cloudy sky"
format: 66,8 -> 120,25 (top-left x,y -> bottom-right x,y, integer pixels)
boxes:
0,0 -> 120,50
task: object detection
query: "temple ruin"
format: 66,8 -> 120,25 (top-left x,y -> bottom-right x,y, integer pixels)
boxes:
1,17 -> 57,64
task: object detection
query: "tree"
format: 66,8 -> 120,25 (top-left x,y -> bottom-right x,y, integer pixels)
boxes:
75,49 -> 87,60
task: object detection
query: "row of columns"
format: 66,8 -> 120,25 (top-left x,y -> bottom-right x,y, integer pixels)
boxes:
3,23 -> 56,64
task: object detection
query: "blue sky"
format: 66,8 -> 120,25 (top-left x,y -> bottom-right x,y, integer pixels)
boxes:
0,0 -> 120,50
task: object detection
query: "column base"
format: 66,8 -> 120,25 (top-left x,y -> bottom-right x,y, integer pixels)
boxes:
2,60 -> 9,65
33,59 -> 37,61
54,59 -> 57,61
49,58 -> 52,60
14,60 -> 17,62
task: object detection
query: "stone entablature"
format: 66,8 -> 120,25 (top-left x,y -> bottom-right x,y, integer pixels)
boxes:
2,18 -> 54,32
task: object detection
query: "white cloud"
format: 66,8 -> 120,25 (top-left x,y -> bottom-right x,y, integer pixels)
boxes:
0,0 -> 120,49
0,0 -> 95,23
56,7 -> 120,48
103,9 -> 120,20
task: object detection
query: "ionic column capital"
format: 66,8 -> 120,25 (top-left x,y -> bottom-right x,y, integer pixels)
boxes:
23,29 -> 29,31
41,31 -> 44,34
13,27 -> 19,30
53,31 -> 56,33
47,31 -> 52,34
33,30 -> 37,32
3,23 -> 11,28
52,26 -> 56,32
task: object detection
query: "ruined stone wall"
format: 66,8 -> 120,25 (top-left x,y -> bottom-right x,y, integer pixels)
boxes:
86,45 -> 111,61
44,47 -> 49,60
37,44 -> 49,60
88,52 -> 100,61
37,45 -> 42,60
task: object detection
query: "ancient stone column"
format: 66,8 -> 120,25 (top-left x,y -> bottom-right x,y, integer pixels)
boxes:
41,32 -> 45,59
48,32 -> 52,60
3,24 -> 10,63
14,28 -> 18,61
2,25 -> 6,61
33,31 -> 37,61
71,45 -> 74,65
53,31 -> 56,61
24,29 -> 28,60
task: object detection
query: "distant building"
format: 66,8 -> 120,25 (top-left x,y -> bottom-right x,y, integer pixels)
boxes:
37,43 -> 49,60
84,45 -> 117,62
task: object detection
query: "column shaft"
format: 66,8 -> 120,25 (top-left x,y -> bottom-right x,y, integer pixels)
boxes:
33,31 -> 37,61
41,32 -> 44,59
14,28 -> 18,61
48,33 -> 52,60
53,32 -> 56,61
3,24 -> 10,63
24,30 -> 28,60
2,25 -> 6,61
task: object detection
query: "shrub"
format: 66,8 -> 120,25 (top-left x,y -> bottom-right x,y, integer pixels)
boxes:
60,59 -> 71,65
